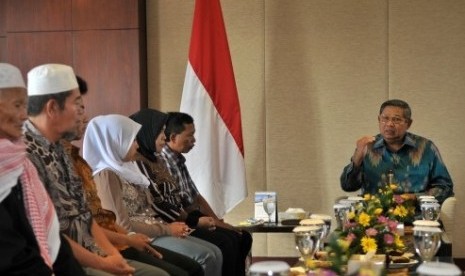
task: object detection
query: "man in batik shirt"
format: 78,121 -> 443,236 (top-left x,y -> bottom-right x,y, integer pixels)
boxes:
23,64 -> 164,276
340,99 -> 453,203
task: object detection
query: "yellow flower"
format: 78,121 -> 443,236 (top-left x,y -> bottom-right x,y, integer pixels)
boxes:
393,205 -> 408,217
361,237 -> 378,253
394,234 -> 405,248
364,194 -> 371,201
305,258 -> 316,269
348,211 -> 355,220
400,194 -> 410,200
374,208 -> 383,215
337,239 -> 350,251
358,212 -> 371,227
389,184 -> 398,190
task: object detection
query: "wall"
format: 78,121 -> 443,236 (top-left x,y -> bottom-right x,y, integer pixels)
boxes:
0,0 -> 147,118
147,0 -> 465,257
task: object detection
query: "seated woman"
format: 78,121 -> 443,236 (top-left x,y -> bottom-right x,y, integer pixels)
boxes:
0,63 -> 84,275
130,108 -> 249,276
82,114 -> 222,276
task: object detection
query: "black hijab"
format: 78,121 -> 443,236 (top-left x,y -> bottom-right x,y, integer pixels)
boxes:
129,108 -> 168,161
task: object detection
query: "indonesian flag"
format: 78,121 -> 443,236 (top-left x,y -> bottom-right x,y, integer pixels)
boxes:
180,0 -> 247,217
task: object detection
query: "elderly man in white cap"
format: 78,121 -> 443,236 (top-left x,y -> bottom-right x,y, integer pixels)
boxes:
0,63 -> 84,275
23,64 -> 168,276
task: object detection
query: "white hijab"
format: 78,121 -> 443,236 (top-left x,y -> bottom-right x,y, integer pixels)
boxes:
83,114 -> 150,187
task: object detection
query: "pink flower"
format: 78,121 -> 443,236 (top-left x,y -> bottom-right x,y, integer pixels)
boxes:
347,232 -> 356,243
387,220 -> 398,232
384,233 -> 394,245
394,195 -> 404,204
344,221 -> 357,229
377,216 -> 388,224
365,228 -> 378,237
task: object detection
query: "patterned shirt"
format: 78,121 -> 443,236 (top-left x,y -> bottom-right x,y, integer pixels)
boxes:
23,120 -> 104,255
62,141 -> 119,233
160,145 -> 200,208
136,153 -> 183,223
93,169 -> 170,238
340,132 -> 454,203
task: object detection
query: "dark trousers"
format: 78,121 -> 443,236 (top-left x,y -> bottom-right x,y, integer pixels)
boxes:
192,227 -> 252,276
121,246 -> 204,276
53,234 -> 87,276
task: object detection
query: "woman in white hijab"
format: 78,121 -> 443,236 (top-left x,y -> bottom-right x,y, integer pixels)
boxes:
83,114 -> 222,276
0,63 -> 84,275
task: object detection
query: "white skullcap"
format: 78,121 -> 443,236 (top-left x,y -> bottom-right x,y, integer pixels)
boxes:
0,63 -> 26,89
27,64 -> 78,96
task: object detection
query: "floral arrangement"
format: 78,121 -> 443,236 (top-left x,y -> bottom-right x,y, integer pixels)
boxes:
340,198 -> 405,255
373,183 -> 416,224
321,183 -> 417,274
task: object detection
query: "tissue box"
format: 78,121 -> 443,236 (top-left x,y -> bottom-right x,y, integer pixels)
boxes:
348,254 -> 386,276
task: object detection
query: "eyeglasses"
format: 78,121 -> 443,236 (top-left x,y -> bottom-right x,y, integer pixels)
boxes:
379,115 -> 407,125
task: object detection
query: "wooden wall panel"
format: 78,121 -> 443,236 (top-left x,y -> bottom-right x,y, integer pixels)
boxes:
6,32 -> 73,75
0,0 -> 147,117
72,0 -> 140,30
0,37 -> 6,61
0,0 -> 6,36
74,30 -> 142,118
6,0 -> 72,32
0,0 -> 5,61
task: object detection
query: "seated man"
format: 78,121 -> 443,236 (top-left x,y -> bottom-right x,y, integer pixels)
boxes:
24,63 -> 166,276
340,99 -> 454,204
0,63 -> 84,275
161,112 -> 253,276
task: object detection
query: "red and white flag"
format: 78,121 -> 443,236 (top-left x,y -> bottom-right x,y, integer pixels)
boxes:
180,0 -> 247,217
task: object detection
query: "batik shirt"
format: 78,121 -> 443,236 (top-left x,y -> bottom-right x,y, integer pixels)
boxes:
23,121 -> 104,255
160,145 -> 200,208
135,153 -> 183,222
340,132 -> 454,203
62,141 -> 119,232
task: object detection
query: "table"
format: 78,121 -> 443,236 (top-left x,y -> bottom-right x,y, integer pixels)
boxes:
289,256 -> 457,276
239,222 -> 298,233
241,224 -> 455,276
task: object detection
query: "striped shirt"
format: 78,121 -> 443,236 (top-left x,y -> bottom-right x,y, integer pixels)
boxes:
160,145 -> 200,208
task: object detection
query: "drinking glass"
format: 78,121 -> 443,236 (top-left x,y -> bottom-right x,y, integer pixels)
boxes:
310,214 -> 332,250
293,226 -> 322,271
413,226 -> 442,262
263,198 -> 276,224
333,203 -> 351,230
418,195 -> 437,203
347,196 -> 365,211
420,202 -> 441,221
300,218 -> 326,251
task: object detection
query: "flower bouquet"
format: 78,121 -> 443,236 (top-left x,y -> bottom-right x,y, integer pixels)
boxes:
340,195 -> 406,255
374,183 -> 416,224
323,183 -> 416,274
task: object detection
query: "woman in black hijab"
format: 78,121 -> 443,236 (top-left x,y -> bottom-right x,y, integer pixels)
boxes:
130,109 -> 247,276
